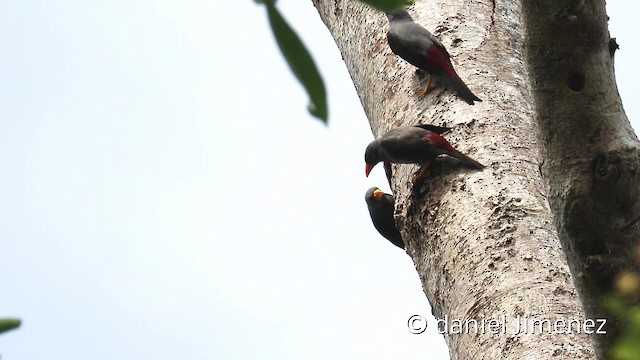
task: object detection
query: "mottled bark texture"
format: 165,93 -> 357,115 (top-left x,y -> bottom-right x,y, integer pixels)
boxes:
314,0 -> 596,359
522,0 -> 640,358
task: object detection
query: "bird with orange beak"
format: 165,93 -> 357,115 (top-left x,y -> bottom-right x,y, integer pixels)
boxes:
365,187 -> 404,249
365,124 -> 484,184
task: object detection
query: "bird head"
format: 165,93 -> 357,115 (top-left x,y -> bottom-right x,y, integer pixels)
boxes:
365,187 -> 385,203
385,8 -> 412,22
364,141 -> 382,177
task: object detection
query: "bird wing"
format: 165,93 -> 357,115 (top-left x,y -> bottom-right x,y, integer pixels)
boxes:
422,35 -> 458,79
426,31 -> 451,59
401,22 -> 457,80
401,22 -> 452,58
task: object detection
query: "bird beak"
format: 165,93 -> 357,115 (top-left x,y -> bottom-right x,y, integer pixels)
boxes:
365,163 -> 375,177
373,189 -> 384,201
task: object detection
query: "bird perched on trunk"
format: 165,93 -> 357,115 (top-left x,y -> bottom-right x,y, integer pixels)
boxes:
365,124 -> 484,184
386,9 -> 482,105
365,187 -> 405,249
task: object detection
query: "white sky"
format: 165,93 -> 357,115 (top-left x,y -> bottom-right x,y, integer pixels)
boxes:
0,1 -> 638,359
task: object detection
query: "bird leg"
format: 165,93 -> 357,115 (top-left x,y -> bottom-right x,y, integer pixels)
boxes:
411,159 -> 432,184
416,75 -> 440,97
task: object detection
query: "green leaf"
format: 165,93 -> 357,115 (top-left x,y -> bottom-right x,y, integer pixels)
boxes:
604,295 -> 625,316
612,330 -> 640,360
0,318 -> 21,334
607,300 -> 640,360
260,0 -> 328,123
358,0 -> 414,13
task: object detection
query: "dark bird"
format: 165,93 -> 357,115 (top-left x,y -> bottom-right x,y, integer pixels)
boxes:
365,124 -> 484,184
386,9 -> 482,105
365,187 -> 405,249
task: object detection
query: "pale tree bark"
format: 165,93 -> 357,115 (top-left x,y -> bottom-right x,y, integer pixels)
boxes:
310,0 -> 639,359
522,0 -> 640,357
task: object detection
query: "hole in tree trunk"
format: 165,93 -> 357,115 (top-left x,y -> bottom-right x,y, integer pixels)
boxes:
567,72 -> 585,92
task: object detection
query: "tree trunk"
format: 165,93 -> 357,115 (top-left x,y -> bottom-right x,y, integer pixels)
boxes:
310,0 -> 633,358
522,0 -> 640,357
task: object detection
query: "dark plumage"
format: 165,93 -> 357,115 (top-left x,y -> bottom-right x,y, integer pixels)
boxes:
365,187 -> 404,249
386,9 -> 481,105
365,124 -> 484,183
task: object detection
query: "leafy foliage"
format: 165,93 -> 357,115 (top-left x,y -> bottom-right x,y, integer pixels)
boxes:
0,318 -> 21,335
255,0 -> 413,123
257,0 -> 327,123
608,271 -> 640,360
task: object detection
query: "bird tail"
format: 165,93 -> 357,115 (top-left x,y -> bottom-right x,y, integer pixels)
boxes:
413,124 -> 451,135
450,75 -> 482,105
449,150 -> 485,170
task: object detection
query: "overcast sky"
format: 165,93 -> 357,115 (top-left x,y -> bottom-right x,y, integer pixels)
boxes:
1,1 -> 638,359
